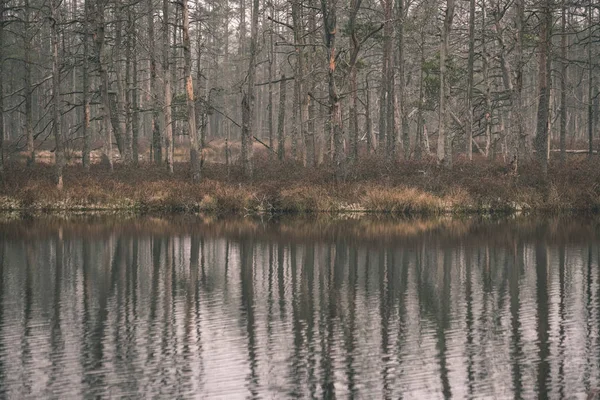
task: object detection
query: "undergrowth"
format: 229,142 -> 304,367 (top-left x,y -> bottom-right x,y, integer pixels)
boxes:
2,155 -> 600,214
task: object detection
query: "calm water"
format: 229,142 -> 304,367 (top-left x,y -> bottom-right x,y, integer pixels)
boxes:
0,215 -> 599,399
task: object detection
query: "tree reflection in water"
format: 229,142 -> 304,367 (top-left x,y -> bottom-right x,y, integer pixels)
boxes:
0,215 -> 598,398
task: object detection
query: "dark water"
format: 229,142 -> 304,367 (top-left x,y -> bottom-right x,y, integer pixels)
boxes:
0,215 -> 600,399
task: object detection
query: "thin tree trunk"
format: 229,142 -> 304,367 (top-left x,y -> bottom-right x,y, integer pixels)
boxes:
130,6 -> 139,166
482,0 -> 492,158
148,0 -> 161,164
466,0 -> 475,161
241,0 -> 259,176
307,0 -> 318,164
415,30 -> 428,158
378,61 -> 387,153
51,0 -> 64,188
267,2 -> 274,156
514,0 -> 526,157
277,75 -> 287,161
321,0 -> 344,177
82,0 -> 90,169
124,10 -> 133,165
291,0 -> 309,165
95,0 -> 113,170
588,0 -> 593,158
379,0 -> 393,155
291,70 -> 299,160
348,0 -> 362,161
163,0 -> 174,173
0,0 -> 5,175
397,0 -> 409,159
535,0 -> 551,174
560,0 -> 567,163
24,0 -> 34,165
182,0 -> 201,181
438,0 -> 455,166
112,12 -> 127,159
365,75 -> 374,153
195,0 -> 205,153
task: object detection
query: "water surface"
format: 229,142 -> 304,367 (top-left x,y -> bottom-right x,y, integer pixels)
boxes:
0,215 -> 599,399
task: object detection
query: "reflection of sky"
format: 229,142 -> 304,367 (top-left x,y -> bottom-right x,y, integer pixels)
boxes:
0,223 -> 598,398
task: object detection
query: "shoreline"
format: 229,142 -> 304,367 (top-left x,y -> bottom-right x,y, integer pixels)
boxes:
2,158 -> 600,216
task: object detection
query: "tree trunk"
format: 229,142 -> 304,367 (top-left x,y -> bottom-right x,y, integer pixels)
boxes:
82,0 -> 90,169
514,0 -> 526,157
588,0 -> 593,158
267,2 -> 274,157
321,0 -> 344,177
307,0 -> 318,164
348,0 -> 362,161
277,75 -> 287,161
51,0 -> 65,188
148,0 -> 162,164
560,0 -> 567,163
163,0 -> 174,173
534,0 -> 551,174
114,11 -> 129,162
466,0 -> 475,161
291,0 -> 309,165
397,0 -> 409,159
415,30 -> 428,158
482,0 -> 492,158
130,6 -> 139,166
24,0 -> 34,166
379,0 -> 393,155
365,75 -> 374,153
182,0 -> 201,182
95,0 -> 113,170
0,0 -> 5,175
437,0 -> 455,167
241,0 -> 259,176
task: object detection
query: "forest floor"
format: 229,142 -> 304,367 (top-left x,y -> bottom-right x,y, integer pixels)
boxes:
1,154 -> 600,215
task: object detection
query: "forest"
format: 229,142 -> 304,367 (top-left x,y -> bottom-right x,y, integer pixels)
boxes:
0,0 -> 598,213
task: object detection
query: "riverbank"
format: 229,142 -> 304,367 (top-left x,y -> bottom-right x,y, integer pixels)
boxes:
1,156 -> 599,214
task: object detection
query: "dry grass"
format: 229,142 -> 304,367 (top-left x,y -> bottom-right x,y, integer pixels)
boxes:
361,187 -> 444,214
1,154 -> 600,214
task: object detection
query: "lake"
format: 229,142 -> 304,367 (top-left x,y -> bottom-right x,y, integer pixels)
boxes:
0,214 -> 599,399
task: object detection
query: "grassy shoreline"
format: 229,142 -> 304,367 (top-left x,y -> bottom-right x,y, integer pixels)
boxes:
2,157 -> 600,215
